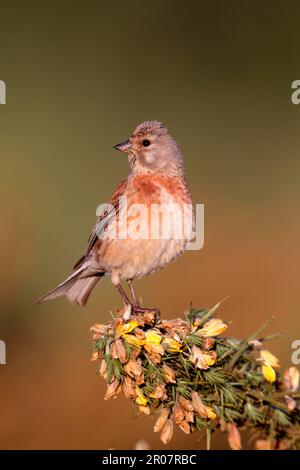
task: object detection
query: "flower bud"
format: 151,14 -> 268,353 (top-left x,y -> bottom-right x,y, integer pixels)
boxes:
160,419 -> 173,445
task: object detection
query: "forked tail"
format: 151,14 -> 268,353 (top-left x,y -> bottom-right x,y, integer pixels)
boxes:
36,263 -> 104,307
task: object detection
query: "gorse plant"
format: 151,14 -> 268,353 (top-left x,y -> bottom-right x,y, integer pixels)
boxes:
90,303 -> 300,450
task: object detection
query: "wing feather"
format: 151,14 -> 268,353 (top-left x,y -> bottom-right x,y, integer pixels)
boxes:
73,178 -> 128,269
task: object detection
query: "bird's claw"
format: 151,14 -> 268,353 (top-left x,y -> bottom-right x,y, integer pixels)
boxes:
123,303 -> 161,321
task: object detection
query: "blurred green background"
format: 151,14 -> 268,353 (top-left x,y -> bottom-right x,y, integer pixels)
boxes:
0,0 -> 300,449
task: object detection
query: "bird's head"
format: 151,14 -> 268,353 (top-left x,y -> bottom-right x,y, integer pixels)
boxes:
113,121 -> 184,176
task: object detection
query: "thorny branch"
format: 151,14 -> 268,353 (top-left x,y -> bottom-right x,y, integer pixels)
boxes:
90,304 -> 300,450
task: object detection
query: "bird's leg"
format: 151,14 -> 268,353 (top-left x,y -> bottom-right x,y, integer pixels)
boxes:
127,280 -> 158,314
117,280 -> 160,320
115,283 -> 132,306
127,280 -> 139,306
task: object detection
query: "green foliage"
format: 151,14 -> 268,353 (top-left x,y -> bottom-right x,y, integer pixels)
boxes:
92,305 -> 300,449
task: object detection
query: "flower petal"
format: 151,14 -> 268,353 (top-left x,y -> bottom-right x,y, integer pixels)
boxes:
154,408 -> 169,433
123,334 -> 145,347
262,363 -> 276,383
198,319 -> 227,337
135,387 -> 147,406
162,338 -> 182,352
160,419 -> 173,444
227,423 -> 242,450
162,364 -> 176,383
260,350 -> 280,368
116,320 -> 139,337
145,330 -> 162,345
205,406 -> 217,420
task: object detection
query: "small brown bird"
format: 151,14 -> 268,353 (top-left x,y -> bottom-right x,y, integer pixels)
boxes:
37,121 -> 193,310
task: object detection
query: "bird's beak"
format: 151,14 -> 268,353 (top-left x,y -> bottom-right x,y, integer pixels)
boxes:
113,139 -> 132,154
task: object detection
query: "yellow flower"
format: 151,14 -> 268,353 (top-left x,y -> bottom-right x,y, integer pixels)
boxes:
123,334 -> 145,347
116,320 -> 139,337
205,406 -> 217,420
259,350 -> 280,383
260,350 -> 280,368
200,353 -> 215,367
190,345 -> 216,370
162,337 -> 182,352
145,330 -> 162,346
135,387 -> 147,406
144,342 -> 165,355
198,318 -> 228,337
262,363 -> 276,383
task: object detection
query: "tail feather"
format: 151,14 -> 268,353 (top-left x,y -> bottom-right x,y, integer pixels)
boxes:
36,264 -> 104,307
66,275 -> 102,306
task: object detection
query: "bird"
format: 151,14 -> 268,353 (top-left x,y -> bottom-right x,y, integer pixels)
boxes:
36,121 -> 194,311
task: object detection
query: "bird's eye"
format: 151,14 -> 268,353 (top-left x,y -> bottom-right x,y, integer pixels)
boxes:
142,139 -> 151,147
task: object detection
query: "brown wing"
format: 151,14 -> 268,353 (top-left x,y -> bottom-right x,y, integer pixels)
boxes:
73,178 -> 128,270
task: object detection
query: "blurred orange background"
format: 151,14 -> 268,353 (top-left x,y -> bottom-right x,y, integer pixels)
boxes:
0,0 -> 300,449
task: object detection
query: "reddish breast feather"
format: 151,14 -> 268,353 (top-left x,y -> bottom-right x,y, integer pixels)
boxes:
132,174 -> 191,205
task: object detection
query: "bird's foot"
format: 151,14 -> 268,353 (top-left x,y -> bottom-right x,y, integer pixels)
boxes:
122,303 -> 161,321
132,305 -> 160,314
132,305 -> 161,322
